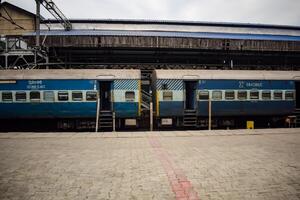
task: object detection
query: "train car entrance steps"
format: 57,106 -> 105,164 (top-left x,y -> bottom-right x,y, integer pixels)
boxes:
99,110 -> 113,130
183,110 -> 197,127
294,109 -> 300,127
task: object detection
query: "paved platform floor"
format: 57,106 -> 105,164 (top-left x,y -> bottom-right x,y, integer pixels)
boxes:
0,128 -> 299,200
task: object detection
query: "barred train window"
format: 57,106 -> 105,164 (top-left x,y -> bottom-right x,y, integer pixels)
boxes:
199,91 -> 209,100
16,92 -> 26,101
285,91 -> 294,100
30,91 -> 40,101
2,92 -> 13,101
163,91 -> 173,101
44,91 -> 55,101
212,91 -> 222,100
125,91 -> 135,102
58,91 -> 69,101
72,91 -> 83,101
225,91 -> 235,100
237,91 -> 247,100
86,91 -> 97,101
250,91 -> 259,100
274,91 -> 283,100
262,91 -> 271,100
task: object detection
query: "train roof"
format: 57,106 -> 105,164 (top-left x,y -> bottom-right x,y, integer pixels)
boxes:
153,70 -> 300,80
0,69 -> 140,80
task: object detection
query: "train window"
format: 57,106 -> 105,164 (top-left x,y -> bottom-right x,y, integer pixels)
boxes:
72,91 -> 83,101
262,91 -> 271,100
225,91 -> 235,100
163,91 -> 173,101
285,91 -> 294,100
86,91 -> 97,101
44,91 -> 55,101
2,92 -> 13,101
274,91 -> 283,100
212,91 -> 222,100
30,91 -> 40,101
199,91 -> 209,100
237,91 -> 247,100
16,92 -> 27,101
125,91 -> 135,102
58,91 -> 69,101
250,91 -> 259,100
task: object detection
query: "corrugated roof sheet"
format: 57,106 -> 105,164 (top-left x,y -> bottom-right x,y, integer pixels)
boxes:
26,30 -> 300,41
41,19 -> 300,31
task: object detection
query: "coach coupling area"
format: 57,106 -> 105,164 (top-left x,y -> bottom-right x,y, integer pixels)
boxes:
0,128 -> 299,200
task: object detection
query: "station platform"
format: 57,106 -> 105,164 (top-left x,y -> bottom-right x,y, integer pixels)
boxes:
0,128 -> 299,200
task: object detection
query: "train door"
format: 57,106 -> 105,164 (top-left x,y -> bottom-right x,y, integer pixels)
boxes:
296,81 -> 300,108
184,81 -> 197,110
99,81 -> 112,111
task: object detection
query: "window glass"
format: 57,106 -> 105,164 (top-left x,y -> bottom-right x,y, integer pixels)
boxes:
16,92 -> 26,101
86,91 -> 97,101
44,91 -> 55,101
163,91 -> 173,101
30,91 -> 40,101
72,91 -> 83,101
274,91 -> 283,100
199,91 -> 209,100
237,91 -> 247,100
225,91 -> 235,100
212,91 -> 222,100
2,92 -> 13,101
285,91 -> 294,100
125,91 -> 135,102
250,91 -> 259,100
262,91 -> 271,100
58,91 -> 69,101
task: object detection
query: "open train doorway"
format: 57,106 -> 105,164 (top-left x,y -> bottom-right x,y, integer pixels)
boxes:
296,81 -> 300,108
99,81 -> 112,111
184,81 -> 197,110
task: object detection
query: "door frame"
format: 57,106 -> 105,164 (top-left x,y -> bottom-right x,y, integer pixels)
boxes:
98,80 -> 113,111
184,80 -> 198,110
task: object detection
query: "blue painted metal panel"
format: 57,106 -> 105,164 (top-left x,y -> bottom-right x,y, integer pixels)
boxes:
0,80 -> 96,90
197,101 -> 294,116
113,102 -> 139,118
159,101 -> 183,117
0,102 -> 97,118
198,80 -> 294,90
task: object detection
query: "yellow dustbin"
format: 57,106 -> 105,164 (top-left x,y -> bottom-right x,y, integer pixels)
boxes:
247,121 -> 254,129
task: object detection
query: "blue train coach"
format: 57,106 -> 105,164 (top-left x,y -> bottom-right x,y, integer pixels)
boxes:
0,69 -> 141,130
152,70 -> 300,128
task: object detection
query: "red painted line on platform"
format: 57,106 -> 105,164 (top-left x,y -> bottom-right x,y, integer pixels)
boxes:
149,136 -> 200,200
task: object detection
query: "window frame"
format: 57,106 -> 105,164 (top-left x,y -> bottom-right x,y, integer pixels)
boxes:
237,91 -> 247,100
273,90 -> 283,100
225,90 -> 235,100
250,90 -> 260,100
15,91 -> 27,102
125,91 -> 135,102
2,92 -> 13,102
212,90 -> 222,100
43,91 -> 55,102
261,91 -> 271,100
57,91 -> 69,101
162,91 -> 173,101
198,90 -> 209,100
86,91 -> 97,101
72,91 -> 83,101
285,91 -> 294,100
30,91 -> 41,102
